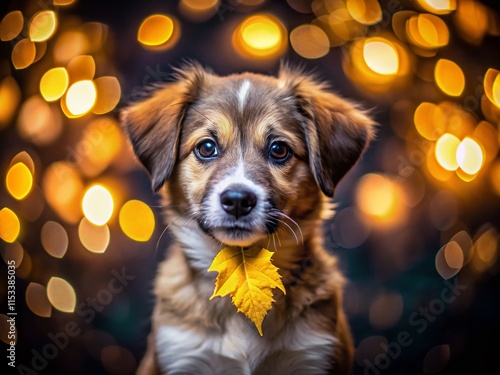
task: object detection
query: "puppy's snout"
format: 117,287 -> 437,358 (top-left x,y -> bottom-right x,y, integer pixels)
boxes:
220,186 -> 257,218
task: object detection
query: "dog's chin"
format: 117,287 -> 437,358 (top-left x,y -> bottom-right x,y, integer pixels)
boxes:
211,227 -> 266,247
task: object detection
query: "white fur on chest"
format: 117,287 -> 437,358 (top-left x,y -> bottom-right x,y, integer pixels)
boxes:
155,220 -> 338,374
155,313 -> 337,375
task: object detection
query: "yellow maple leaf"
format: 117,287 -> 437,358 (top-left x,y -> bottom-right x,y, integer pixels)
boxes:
208,246 -> 286,336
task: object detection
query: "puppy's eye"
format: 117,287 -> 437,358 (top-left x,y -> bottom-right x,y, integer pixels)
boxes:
195,139 -> 218,160
269,141 -> 291,163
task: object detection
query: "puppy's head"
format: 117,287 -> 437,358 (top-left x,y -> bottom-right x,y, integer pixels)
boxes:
121,63 -> 375,247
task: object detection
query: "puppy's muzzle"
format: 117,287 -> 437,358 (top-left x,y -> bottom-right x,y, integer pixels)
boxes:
220,184 -> 257,218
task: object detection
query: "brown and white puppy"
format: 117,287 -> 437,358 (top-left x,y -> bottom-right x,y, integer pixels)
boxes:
121,63 -> 375,375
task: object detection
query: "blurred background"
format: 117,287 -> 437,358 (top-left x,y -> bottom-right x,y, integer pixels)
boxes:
1,0 -> 500,374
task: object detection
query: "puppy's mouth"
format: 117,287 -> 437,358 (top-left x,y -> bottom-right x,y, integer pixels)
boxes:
198,219 -> 277,247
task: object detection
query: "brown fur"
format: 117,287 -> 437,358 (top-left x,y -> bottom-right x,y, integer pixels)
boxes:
121,62 -> 375,374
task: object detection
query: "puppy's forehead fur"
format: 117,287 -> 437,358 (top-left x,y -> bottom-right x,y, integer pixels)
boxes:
179,73 -> 306,160
122,63 -> 375,196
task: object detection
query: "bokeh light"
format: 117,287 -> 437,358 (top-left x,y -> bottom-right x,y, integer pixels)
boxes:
434,59 -> 465,96
9,151 -> 35,175
454,0 -> 489,45
40,67 -> 69,102
0,76 -> 21,128
363,39 -> 399,75
435,241 -> 464,279
82,22 -> 109,53
435,133 -> 460,171
41,221 -> 69,258
1,242 -> 24,267
74,118 -> 124,177
346,0 -> 382,25
233,14 -> 287,58
78,217 -> 110,253
423,345 -> 451,374
119,200 -> 155,242
356,173 -> 406,226
42,162 -> 84,224
456,137 -> 484,175
6,162 -> 33,200
0,207 -> 20,243
420,14 -> 449,48
451,230 -> 474,265
65,80 -> 97,116
481,93 -> 500,125
312,3 -> 365,48
29,11 -> 57,42
179,0 -> 219,22
417,0 -> 456,14
47,277 -> 77,313
444,241 -> 464,269
67,55 -> 96,83
484,68 -> 500,108
438,101 -> 475,138
17,95 -> 63,145
290,24 -> 330,59
369,292 -> 404,329
54,31 -> 90,63
92,77 -> 121,115
137,14 -> 178,50
12,38 -> 36,69
25,282 -> 52,318
33,40 -> 47,63
414,102 -> 446,141
330,207 -> 371,249
473,121 -> 498,163
82,185 -> 114,226
471,225 -> 498,272
344,35 -> 411,92
406,13 -> 449,51
0,11 -> 23,41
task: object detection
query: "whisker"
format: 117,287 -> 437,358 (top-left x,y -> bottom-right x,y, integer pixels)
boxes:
275,230 -> 282,247
155,225 -> 171,258
273,211 -> 304,245
275,218 -> 299,245
155,211 -> 197,256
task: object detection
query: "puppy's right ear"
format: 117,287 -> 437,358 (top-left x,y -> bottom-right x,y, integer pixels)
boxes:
120,64 -> 206,192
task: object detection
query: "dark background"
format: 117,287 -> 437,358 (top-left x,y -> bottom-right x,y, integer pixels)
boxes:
1,1 -> 500,374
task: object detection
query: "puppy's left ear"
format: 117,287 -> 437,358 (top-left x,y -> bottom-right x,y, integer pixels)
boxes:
120,64 -> 207,192
281,69 -> 376,197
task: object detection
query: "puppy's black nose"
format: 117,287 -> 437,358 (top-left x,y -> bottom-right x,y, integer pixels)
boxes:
220,188 -> 257,218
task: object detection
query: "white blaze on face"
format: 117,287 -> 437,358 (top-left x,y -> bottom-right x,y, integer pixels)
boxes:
238,80 -> 251,111
214,163 -> 251,195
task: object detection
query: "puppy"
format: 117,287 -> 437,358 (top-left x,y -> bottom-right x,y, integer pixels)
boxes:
121,62 -> 375,375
